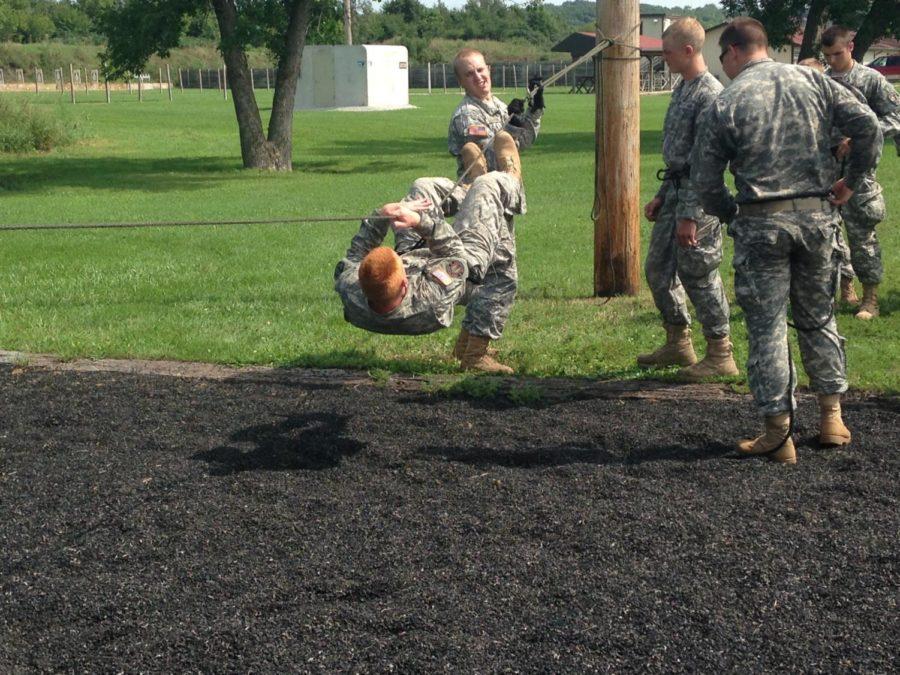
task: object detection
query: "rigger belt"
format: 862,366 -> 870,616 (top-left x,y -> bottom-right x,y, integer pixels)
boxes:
738,196 -> 834,217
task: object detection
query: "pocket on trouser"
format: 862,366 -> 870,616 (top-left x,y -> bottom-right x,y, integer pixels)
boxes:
848,192 -> 886,228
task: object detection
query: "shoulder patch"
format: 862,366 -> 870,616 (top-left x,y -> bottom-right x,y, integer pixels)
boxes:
429,267 -> 452,287
447,260 -> 465,279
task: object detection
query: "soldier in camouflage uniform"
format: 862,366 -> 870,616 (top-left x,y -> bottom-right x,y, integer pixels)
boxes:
639,17 -> 737,380
395,49 -> 543,261
822,25 -> 900,320
335,134 -> 523,374
691,18 -> 881,464
448,48 -> 543,178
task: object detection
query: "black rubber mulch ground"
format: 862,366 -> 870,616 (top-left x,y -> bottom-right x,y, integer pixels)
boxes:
1,362 -> 897,672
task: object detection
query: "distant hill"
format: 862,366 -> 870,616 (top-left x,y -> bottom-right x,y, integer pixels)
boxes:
548,2 -> 727,31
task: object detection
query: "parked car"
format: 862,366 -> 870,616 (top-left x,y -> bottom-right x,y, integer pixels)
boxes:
867,55 -> 900,81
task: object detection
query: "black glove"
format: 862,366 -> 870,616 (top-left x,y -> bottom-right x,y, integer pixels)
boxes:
527,76 -> 544,112
507,98 -> 525,116
507,114 -> 526,128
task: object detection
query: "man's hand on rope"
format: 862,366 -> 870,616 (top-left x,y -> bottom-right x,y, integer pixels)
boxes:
828,178 -> 854,206
644,196 -> 663,222
527,76 -> 545,112
380,198 -> 432,229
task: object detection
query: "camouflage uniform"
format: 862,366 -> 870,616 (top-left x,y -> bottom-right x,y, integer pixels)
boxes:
335,172 -> 523,340
692,59 -> 881,416
827,61 -> 900,285
647,70 -> 730,338
448,95 -> 541,178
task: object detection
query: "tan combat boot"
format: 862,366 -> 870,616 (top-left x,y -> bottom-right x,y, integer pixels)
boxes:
461,334 -> 514,375
452,327 -> 470,361
679,336 -> 740,380
636,323 -> 698,368
492,131 -> 522,181
839,275 -> 859,307
818,393 -> 852,447
460,142 -> 488,183
737,413 -> 797,464
855,284 -> 879,320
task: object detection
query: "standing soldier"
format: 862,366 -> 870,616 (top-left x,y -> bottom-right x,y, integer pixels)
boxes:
822,26 -> 900,320
639,17 -> 737,379
692,18 -> 881,464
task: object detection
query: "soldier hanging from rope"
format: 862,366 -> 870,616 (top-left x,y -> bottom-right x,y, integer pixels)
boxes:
334,132 -> 524,375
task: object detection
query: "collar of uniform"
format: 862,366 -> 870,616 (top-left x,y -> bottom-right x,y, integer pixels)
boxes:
465,94 -> 500,114
735,57 -> 773,79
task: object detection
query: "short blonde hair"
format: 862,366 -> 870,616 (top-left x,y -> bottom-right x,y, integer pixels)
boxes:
662,17 -> 706,51
359,247 -> 405,311
454,48 -> 485,78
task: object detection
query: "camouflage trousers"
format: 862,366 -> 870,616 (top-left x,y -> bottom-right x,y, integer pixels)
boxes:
644,184 -> 731,337
837,190 -> 885,285
395,175 -> 519,341
731,211 -> 848,417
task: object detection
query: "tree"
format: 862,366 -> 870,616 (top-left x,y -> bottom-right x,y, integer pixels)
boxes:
98,0 -> 342,172
721,1 -> 900,62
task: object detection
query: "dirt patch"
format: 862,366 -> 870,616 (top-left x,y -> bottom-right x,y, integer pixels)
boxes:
0,361 -> 896,671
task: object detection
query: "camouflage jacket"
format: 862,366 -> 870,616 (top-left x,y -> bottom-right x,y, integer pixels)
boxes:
334,212 -> 469,335
448,95 -> 541,177
828,61 -> 900,143
655,69 -> 724,222
691,59 -> 882,223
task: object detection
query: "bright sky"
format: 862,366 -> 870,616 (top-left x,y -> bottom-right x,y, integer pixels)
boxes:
420,0 -> 716,9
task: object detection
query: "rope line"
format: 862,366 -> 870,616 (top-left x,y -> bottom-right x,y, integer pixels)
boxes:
0,214 -> 390,233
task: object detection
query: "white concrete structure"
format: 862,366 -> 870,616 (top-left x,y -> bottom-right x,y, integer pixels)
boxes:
294,45 -> 413,111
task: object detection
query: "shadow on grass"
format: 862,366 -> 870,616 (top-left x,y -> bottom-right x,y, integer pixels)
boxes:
279,349 -> 456,375
0,155 -> 243,194
192,412 -> 365,473
0,154 -> 419,194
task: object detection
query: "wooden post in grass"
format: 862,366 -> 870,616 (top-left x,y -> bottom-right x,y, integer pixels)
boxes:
198,68 -> 203,92
34,66 -> 39,93
266,68 -> 270,90
222,63 -> 227,100
69,63 -> 75,103
166,64 -> 173,101
105,77 -> 110,103
512,64 -> 517,90
427,62 -> 432,94
138,73 -> 143,102
593,0 -> 640,296
442,63 -> 447,93
502,64 -> 506,89
83,68 -> 88,94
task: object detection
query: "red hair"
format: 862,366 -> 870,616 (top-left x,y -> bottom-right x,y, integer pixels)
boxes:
359,247 -> 405,311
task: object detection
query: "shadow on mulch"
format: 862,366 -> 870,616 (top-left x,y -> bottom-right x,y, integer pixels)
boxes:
192,412 -> 366,473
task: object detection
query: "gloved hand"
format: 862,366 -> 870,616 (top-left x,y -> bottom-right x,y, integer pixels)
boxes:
527,76 -> 544,112
507,98 -> 525,116
507,114 -> 526,128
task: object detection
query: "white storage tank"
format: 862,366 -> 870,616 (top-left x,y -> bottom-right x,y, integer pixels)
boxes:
294,45 -> 413,110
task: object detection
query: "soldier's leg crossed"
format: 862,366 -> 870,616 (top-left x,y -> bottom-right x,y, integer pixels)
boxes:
790,218 -> 848,397
732,224 -> 794,416
677,216 -> 730,338
462,259 -> 517,340
456,173 -> 524,282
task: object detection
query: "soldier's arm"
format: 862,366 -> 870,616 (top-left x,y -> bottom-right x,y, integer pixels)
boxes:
689,103 -> 737,222
829,78 -> 883,192
869,75 -> 900,140
414,211 -> 467,260
676,87 -> 720,222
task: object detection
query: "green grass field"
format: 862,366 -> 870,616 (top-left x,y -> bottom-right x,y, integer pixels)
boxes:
1,87 -> 898,391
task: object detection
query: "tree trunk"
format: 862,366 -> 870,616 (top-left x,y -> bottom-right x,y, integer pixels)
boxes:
798,0 -> 828,60
267,0 -> 313,171
344,0 -> 353,45
852,0 -> 897,62
212,0 -> 288,170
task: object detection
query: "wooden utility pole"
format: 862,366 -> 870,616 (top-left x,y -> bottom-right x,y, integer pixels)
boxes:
593,0 -> 640,296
